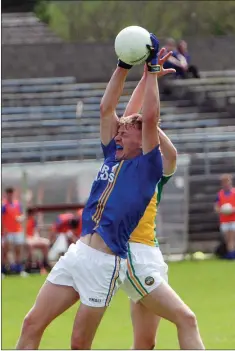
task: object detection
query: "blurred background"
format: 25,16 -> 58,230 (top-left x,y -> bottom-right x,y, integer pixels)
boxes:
1,0 -> 235,349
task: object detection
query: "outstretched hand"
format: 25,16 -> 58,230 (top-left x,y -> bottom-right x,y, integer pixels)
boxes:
156,47 -> 176,77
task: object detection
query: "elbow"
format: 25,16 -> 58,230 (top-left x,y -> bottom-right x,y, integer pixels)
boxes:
166,147 -> 177,168
171,147 -> 178,162
100,101 -> 112,118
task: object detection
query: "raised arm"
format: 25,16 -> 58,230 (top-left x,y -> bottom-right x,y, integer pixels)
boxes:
100,63 -> 130,146
142,73 -> 160,154
124,49 -> 176,119
141,35 -> 177,154
158,127 -> 177,175
123,66 -> 147,117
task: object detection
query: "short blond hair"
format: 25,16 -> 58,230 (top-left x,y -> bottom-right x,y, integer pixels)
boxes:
119,113 -> 161,128
119,114 -> 142,130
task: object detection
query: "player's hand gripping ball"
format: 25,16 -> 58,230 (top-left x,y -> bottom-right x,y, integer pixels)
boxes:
145,33 -> 160,73
115,26 -> 152,68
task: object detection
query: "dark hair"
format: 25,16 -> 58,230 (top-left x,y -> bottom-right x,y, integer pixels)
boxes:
27,208 -> 34,216
5,187 -> 14,194
177,40 -> 187,54
68,218 -> 79,229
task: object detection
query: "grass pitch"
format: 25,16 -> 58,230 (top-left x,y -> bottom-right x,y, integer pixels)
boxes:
2,259 -> 235,349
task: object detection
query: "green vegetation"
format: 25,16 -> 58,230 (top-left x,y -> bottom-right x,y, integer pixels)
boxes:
2,259 -> 235,349
34,1 -> 235,41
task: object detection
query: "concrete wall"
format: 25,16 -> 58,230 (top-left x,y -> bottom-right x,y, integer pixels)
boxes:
2,36 -> 235,81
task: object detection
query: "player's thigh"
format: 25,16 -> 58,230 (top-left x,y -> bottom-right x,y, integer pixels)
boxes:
29,240 -> 47,250
223,229 -> 233,244
25,281 -> 79,328
220,223 -> 230,236
130,300 -> 161,346
14,233 -> 26,252
6,235 -> 18,255
71,303 -> 106,349
227,222 -> 235,239
13,233 -> 25,246
140,280 -> 193,325
39,237 -> 50,246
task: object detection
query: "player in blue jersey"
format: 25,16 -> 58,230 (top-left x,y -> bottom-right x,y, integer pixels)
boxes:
16,34 -> 173,350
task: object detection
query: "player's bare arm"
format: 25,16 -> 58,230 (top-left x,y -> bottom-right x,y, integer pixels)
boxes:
124,50 -> 175,119
158,128 -> 177,175
141,34 -> 160,154
142,36 -> 176,154
100,66 -> 129,145
214,201 -> 220,214
123,65 -> 147,117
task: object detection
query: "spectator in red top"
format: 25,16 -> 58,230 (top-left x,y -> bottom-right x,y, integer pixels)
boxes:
2,187 -> 25,273
49,213 -> 74,246
214,174 -> 235,259
48,210 -> 83,261
25,209 -> 51,274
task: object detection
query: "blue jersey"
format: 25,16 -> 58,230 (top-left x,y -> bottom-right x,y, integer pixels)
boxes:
81,139 -> 163,258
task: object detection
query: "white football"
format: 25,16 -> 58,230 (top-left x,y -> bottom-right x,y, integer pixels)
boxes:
220,203 -> 233,214
115,26 -> 151,65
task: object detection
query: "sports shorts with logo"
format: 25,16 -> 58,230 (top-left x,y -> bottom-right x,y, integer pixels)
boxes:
220,221 -> 235,233
47,240 -> 126,307
121,243 -> 168,303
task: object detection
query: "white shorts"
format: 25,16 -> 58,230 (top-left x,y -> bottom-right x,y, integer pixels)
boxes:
121,243 -> 168,303
47,240 -> 126,307
5,233 -> 25,245
220,222 -> 235,233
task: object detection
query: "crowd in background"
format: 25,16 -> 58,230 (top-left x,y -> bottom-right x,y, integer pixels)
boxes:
1,187 -> 83,276
2,173 -> 235,276
163,38 -> 200,79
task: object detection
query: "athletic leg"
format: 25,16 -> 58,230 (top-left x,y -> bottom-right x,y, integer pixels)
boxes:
15,244 -> 23,264
231,229 -> 235,258
1,240 -> 9,273
130,300 -> 161,349
71,304 -> 106,350
16,281 -> 79,349
223,229 -> 235,258
30,240 -> 51,270
141,281 -> 205,349
13,234 -> 26,273
69,240 -> 126,349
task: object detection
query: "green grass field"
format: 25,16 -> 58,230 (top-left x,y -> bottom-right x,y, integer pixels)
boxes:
2,259 -> 235,350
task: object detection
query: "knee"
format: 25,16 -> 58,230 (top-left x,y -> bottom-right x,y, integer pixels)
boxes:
22,311 -> 45,336
176,308 -> 198,329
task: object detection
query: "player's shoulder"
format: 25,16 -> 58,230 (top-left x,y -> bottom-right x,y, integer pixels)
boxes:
136,145 -> 161,164
101,139 -> 116,160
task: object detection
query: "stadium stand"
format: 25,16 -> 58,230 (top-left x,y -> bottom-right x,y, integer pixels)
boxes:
2,74 -> 235,159
2,12 -> 62,44
2,71 -> 235,247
